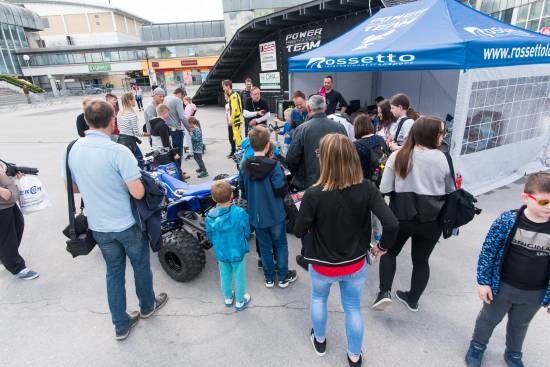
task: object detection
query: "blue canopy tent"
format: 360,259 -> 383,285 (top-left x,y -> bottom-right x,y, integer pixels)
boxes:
288,0 -> 550,195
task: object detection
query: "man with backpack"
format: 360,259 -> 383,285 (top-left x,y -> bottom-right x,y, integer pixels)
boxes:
64,100 -> 167,341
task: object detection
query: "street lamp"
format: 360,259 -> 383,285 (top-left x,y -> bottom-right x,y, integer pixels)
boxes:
22,54 -> 36,86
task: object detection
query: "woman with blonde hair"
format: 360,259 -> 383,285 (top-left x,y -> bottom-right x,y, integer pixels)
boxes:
294,133 -> 398,367
117,92 -> 146,167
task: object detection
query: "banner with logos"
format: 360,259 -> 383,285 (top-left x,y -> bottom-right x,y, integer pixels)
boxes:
289,0 -> 550,72
259,41 -> 277,71
259,71 -> 281,90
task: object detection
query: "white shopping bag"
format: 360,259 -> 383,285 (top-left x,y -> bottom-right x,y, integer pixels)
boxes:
17,175 -> 51,214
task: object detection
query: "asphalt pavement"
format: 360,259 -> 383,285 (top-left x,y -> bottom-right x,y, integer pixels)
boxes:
0,98 -> 548,367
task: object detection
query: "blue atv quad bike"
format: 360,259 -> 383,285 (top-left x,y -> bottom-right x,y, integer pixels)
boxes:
144,149 -> 246,282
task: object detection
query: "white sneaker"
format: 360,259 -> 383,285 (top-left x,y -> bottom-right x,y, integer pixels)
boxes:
15,268 -> 39,280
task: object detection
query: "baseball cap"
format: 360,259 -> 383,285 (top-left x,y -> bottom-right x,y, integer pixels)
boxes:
152,88 -> 166,96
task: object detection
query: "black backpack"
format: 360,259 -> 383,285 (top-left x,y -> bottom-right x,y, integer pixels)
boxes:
439,152 -> 481,238
356,138 -> 387,186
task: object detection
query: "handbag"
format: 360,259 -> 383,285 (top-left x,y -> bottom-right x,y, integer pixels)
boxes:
439,152 -> 482,239
62,140 -> 97,258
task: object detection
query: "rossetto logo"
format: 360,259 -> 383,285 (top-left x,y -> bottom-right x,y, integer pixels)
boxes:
305,54 -> 416,69
463,26 -> 533,38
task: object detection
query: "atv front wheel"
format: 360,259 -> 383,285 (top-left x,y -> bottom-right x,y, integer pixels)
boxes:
159,230 -> 205,282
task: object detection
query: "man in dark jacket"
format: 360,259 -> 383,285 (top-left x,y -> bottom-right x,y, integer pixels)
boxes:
285,94 -> 348,270
285,94 -> 348,190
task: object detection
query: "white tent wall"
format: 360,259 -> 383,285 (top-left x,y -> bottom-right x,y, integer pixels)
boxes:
290,72 -> 374,108
374,70 -> 460,119
451,64 -> 550,196
289,69 -> 459,118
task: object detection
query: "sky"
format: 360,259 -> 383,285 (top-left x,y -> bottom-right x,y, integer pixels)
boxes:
104,0 -> 224,23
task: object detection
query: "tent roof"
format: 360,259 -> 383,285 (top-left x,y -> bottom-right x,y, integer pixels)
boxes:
289,0 -> 550,72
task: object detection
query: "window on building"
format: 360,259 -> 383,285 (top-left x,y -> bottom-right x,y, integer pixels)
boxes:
177,23 -> 187,39
530,0 -> 544,20
72,53 -> 86,64
127,50 -> 137,60
118,50 -> 129,61
141,27 -> 152,41
159,25 -> 169,40
134,49 -> 144,59
17,27 -> 28,48
85,52 -> 102,63
0,55 -> 8,74
152,26 -> 161,40
169,24 -> 177,40
0,26 -> 7,48
102,51 -> 120,62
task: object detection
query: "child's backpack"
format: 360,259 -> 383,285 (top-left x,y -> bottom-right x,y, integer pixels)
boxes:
356,138 -> 388,186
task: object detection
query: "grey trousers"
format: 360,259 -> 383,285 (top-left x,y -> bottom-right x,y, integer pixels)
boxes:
472,282 -> 545,352
193,153 -> 206,172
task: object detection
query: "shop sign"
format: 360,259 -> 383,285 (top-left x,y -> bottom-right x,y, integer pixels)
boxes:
88,63 -> 111,72
259,41 -> 277,71
285,27 -> 323,54
259,71 -> 280,90
181,59 -> 198,66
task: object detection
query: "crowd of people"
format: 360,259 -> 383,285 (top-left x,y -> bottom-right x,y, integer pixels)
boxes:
217,76 -> 549,367
1,76 -> 548,367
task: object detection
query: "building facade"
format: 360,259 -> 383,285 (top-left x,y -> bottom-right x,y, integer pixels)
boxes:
463,0 -> 549,32
4,1 -> 225,94
8,0 -> 148,47
222,0 -> 310,41
0,2 -> 43,75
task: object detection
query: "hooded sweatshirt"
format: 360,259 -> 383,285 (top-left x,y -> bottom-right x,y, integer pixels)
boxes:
239,156 -> 288,229
149,117 -> 171,148
206,205 -> 250,262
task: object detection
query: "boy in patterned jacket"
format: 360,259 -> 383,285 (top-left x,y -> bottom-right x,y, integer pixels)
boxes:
465,172 -> 550,367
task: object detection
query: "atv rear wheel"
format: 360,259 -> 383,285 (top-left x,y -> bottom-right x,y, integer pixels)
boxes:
159,230 -> 205,282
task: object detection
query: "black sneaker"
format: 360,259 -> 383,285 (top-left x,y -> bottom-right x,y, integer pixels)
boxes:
257,259 -> 263,269
395,290 -> 419,312
296,255 -> 308,271
141,293 -> 169,319
115,311 -> 140,341
372,291 -> 392,311
278,270 -> 297,288
195,168 -> 202,173
347,353 -> 362,367
310,329 -> 326,356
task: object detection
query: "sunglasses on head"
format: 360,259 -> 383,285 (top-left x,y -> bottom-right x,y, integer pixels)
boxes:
525,193 -> 550,206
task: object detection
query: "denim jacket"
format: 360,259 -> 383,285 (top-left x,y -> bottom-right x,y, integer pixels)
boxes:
477,208 -> 550,307
206,205 -> 250,263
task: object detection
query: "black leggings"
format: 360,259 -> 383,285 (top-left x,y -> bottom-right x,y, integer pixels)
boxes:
228,125 -> 236,155
379,220 -> 442,303
0,205 -> 26,275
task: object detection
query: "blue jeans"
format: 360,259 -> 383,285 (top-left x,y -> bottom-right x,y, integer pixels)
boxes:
169,130 -> 184,159
309,262 -> 368,357
92,225 -> 156,333
255,221 -> 288,282
218,259 -> 247,303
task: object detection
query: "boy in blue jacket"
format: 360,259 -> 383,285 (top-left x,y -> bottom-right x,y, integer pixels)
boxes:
240,126 -> 297,288
465,172 -> 550,367
206,180 -> 251,311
